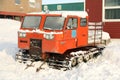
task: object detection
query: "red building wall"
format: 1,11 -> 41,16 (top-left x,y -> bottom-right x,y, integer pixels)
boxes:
85,0 -> 102,22
104,22 -> 120,38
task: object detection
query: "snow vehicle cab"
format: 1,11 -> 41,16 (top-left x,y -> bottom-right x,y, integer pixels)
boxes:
17,11 -> 104,69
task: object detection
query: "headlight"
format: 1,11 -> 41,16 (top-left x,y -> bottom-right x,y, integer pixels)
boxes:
44,33 -> 54,40
19,32 -> 26,38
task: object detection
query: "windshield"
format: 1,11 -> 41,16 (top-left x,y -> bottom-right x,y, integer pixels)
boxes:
44,16 -> 65,30
22,16 -> 41,29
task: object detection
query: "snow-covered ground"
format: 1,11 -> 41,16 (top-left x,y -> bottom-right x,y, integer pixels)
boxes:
0,19 -> 120,80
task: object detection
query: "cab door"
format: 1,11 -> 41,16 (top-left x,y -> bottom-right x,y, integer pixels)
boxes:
77,18 -> 88,47
62,16 -> 78,50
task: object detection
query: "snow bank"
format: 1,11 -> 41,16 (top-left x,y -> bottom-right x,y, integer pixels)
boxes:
0,19 -> 120,80
0,19 -> 20,57
102,31 -> 110,40
103,39 -> 120,68
0,19 -> 21,43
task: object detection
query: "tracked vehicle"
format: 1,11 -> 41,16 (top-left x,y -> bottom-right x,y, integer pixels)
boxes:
16,11 -> 105,70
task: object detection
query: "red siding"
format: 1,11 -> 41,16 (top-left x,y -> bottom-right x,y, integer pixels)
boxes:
85,0 -> 102,22
104,22 -> 120,38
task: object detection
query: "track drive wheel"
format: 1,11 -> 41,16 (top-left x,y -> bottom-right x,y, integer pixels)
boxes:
83,54 -> 90,62
69,57 -> 77,67
77,55 -> 83,63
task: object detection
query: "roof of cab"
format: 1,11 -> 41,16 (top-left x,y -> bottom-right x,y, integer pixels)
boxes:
28,11 -> 88,18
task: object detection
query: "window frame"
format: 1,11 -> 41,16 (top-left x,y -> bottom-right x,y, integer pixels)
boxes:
103,0 -> 120,22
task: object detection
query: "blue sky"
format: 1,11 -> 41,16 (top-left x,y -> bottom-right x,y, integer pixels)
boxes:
42,0 -> 84,4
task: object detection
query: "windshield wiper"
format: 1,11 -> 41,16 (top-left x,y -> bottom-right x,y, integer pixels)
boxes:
44,27 -> 53,30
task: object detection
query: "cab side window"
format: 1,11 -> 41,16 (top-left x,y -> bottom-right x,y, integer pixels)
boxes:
80,18 -> 87,27
67,18 -> 77,29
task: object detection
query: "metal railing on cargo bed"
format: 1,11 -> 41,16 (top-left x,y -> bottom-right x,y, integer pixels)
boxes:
88,22 -> 103,45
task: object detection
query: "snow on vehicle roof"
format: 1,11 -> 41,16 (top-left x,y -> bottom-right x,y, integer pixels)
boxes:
28,11 -> 88,18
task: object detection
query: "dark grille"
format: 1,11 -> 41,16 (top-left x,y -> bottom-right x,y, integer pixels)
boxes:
29,39 -> 42,58
30,39 -> 42,48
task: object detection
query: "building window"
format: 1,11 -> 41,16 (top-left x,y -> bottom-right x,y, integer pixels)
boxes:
105,0 -> 120,6
29,0 -> 36,8
57,5 -> 62,10
44,5 -> 48,11
105,9 -> 120,19
36,3 -> 40,9
15,0 -> 20,4
103,0 -> 120,22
